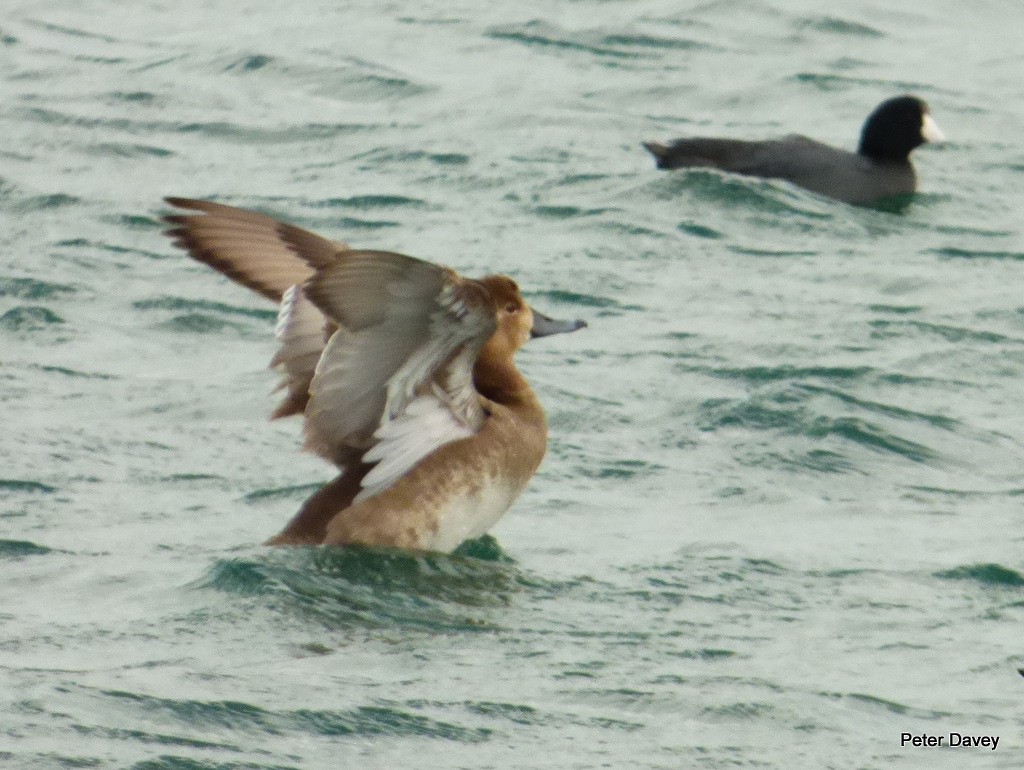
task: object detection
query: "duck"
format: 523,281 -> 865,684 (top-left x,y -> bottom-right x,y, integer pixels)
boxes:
643,95 -> 944,204
162,197 -> 586,552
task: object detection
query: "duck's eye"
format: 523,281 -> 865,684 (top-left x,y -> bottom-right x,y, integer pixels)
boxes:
505,302 -> 520,314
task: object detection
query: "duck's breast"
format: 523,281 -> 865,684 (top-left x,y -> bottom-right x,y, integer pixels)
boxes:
424,405 -> 546,551
424,472 -> 522,552
323,397 -> 546,552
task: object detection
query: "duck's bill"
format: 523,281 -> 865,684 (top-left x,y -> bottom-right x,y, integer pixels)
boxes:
530,309 -> 587,339
921,112 -> 945,144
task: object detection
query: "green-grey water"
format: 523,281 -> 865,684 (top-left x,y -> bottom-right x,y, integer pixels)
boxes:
3,1 -> 1023,767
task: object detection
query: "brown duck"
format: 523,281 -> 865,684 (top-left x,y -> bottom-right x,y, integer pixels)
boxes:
163,198 -> 585,552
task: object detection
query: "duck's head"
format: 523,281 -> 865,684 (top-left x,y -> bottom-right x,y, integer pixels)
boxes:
478,275 -> 586,360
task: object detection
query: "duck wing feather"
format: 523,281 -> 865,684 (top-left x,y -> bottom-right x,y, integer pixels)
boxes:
302,251 -> 497,490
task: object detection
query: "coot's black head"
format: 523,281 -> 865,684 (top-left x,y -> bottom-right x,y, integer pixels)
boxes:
857,95 -> 944,161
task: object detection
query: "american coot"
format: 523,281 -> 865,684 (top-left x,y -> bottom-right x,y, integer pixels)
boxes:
643,95 -> 944,204
163,198 -> 586,552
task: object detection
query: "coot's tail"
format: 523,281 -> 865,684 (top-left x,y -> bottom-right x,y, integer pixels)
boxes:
641,141 -> 672,169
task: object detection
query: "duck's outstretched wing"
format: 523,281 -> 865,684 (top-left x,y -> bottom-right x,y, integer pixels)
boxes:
163,197 -> 349,419
301,250 -> 498,492
163,197 -> 347,301
162,198 -> 499,496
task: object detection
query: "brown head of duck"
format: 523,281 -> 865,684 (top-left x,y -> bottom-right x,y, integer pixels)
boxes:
473,275 -> 584,407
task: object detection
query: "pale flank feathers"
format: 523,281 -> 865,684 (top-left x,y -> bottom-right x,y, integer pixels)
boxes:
356,391 -> 476,503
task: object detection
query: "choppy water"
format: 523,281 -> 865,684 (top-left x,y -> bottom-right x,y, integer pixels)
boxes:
3,0 -> 1024,767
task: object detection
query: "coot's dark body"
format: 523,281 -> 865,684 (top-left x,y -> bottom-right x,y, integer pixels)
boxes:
643,96 -> 944,204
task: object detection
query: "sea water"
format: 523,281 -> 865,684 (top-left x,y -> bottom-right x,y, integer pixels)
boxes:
2,1 -> 1023,767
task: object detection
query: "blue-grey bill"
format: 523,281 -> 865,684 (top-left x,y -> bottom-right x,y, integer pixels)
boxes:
530,309 -> 587,338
